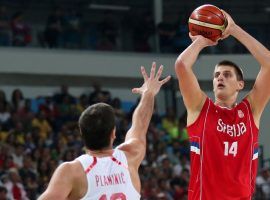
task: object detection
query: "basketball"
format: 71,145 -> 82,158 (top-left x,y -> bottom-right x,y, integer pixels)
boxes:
188,4 -> 227,41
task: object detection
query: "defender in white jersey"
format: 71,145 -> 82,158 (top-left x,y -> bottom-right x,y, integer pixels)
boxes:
38,62 -> 171,200
76,149 -> 140,199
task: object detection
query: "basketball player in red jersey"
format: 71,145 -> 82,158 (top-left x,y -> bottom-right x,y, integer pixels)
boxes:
38,62 -> 170,200
175,10 -> 270,200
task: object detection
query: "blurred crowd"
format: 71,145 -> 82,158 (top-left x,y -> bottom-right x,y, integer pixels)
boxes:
0,85 -> 269,200
0,4 -> 269,54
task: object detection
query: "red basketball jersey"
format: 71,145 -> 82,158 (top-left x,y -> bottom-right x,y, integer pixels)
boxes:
187,98 -> 259,200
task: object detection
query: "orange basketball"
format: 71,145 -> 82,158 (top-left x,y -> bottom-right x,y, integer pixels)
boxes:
188,4 -> 227,41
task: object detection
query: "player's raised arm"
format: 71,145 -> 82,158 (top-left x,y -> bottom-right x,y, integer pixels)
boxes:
174,35 -> 215,121
118,62 -> 170,165
222,11 -> 270,125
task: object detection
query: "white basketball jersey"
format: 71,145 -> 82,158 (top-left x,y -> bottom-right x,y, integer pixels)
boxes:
76,148 -> 141,200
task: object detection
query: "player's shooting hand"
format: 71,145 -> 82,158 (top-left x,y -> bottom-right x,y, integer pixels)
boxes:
221,10 -> 237,40
132,62 -> 171,96
189,32 -> 218,47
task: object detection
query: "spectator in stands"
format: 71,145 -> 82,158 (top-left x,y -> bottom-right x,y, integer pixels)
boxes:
73,94 -> 88,116
62,8 -> 82,49
172,15 -> 190,53
100,90 -> 112,104
0,144 -> 11,172
133,11 -> 155,52
178,113 -> 189,155
10,11 -> 31,46
256,167 -> 270,199
8,121 -> 25,145
0,125 -> 8,142
11,144 -> 24,168
17,99 -> 35,130
162,107 -> 179,140
0,90 -> 11,132
170,168 -> 189,199
11,89 -> 24,113
0,5 -> 11,46
38,96 -> 59,125
57,94 -> 76,124
53,85 -> 75,105
97,11 -> 119,51
160,157 -> 173,179
36,160 -> 50,192
0,101 -> 11,131
44,7 -> 64,48
4,168 -> 28,200
0,90 -> 10,111
111,97 -> 126,145
23,133 -> 36,153
0,186 -> 8,200
156,178 -> 173,199
19,156 -> 38,199
31,111 -> 52,140
111,97 -> 125,120
88,83 -> 112,105
157,15 -> 175,53
149,103 -> 162,127
172,154 -> 190,177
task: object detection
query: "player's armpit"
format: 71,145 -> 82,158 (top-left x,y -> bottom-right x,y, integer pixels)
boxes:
247,68 -> 270,126
117,138 -> 145,168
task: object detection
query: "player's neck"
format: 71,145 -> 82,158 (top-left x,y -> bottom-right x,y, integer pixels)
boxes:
215,92 -> 239,109
215,99 -> 237,109
87,148 -> 114,157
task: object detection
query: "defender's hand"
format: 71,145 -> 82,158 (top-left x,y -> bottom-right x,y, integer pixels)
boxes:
132,62 -> 171,96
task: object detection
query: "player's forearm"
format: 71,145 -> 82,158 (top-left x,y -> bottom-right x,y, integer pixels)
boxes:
232,25 -> 270,67
175,40 -> 204,71
131,91 -> 155,141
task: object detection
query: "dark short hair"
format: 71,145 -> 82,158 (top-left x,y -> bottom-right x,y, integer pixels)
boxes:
216,60 -> 244,81
78,103 -> 115,150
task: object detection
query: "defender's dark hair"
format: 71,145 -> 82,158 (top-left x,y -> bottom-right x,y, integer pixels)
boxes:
216,60 -> 244,81
78,103 -> 115,150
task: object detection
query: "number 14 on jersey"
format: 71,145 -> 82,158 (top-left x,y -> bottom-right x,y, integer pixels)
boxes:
223,141 -> 238,157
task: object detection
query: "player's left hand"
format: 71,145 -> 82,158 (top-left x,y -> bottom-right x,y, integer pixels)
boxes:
221,10 -> 237,40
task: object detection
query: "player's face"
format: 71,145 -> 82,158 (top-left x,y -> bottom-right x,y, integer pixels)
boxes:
213,65 -> 243,99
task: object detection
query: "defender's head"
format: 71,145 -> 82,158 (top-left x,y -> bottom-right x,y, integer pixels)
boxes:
78,103 -> 116,150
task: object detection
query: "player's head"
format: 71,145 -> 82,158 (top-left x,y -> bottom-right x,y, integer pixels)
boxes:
213,60 -> 244,99
217,60 -> 244,81
78,103 -> 116,150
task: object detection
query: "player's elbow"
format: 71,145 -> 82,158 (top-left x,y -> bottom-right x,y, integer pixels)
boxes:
260,51 -> 270,67
175,59 -> 187,75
